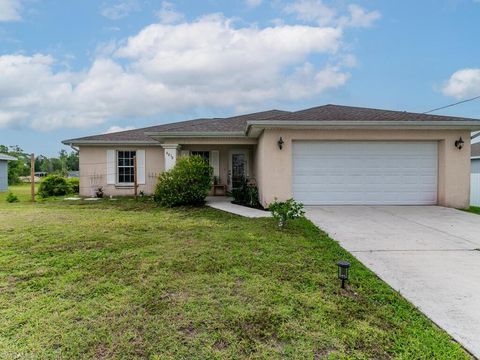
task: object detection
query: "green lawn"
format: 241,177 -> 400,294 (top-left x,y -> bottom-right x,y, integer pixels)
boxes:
465,206 -> 480,215
0,185 -> 470,359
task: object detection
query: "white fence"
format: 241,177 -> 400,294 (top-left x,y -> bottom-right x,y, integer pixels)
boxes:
471,174 -> 480,207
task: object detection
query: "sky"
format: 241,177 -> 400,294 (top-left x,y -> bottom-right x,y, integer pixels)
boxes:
0,0 -> 479,156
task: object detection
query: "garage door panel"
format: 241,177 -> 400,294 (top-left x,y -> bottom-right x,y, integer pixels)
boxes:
293,141 -> 438,205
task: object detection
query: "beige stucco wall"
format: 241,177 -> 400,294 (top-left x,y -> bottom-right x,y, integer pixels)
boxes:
78,146 -> 164,197
256,129 -> 471,209
79,144 -> 256,197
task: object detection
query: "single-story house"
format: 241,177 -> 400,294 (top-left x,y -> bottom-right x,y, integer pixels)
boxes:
63,104 -> 480,208
471,143 -> 480,206
0,154 -> 17,192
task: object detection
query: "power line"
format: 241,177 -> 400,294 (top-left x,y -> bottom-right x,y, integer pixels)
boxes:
423,95 -> 480,114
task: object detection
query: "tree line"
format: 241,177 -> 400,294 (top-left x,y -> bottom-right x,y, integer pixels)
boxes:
1,145 -> 79,185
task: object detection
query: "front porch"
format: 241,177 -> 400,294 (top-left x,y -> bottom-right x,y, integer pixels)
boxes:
161,142 -> 257,193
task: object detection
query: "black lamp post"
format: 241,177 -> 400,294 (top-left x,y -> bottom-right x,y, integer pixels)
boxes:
337,261 -> 350,289
455,137 -> 465,150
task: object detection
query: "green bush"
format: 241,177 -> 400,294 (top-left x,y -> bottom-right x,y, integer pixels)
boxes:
269,198 -> 305,230
154,156 -> 213,207
6,192 -> 19,203
67,178 -> 80,194
231,178 -> 260,208
38,174 -> 71,198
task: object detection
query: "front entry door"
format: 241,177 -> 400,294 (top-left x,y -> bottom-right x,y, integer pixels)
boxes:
229,150 -> 249,190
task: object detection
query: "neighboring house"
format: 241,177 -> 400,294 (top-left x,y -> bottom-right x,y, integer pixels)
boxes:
63,104 -> 480,208
471,143 -> 480,206
0,154 -> 17,192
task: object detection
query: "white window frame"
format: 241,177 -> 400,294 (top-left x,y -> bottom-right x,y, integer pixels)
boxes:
116,150 -> 136,185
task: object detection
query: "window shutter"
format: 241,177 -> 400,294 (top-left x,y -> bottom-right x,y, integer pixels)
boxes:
210,150 -> 220,178
180,150 -> 190,157
136,149 -> 146,185
106,150 -> 115,185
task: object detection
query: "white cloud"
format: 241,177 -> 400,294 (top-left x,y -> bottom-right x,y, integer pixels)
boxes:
282,62 -> 349,98
156,1 -> 185,24
0,0 -> 22,22
442,68 -> 480,99
284,0 -> 337,26
246,0 -> 262,8
101,0 -> 140,20
0,11 -> 374,131
344,4 -> 381,28
284,0 -> 380,28
106,125 -> 136,133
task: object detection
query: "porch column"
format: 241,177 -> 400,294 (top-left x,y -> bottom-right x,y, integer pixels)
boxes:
162,144 -> 181,171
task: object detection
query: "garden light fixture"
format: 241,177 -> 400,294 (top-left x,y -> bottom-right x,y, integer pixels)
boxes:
337,261 -> 350,289
278,137 -> 284,150
455,137 -> 464,150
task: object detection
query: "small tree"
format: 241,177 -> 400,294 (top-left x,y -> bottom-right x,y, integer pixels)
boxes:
154,156 -> 213,207
269,198 -> 305,230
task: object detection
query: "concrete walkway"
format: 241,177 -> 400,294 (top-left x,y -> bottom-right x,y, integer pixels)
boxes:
305,206 -> 480,358
206,197 -> 271,218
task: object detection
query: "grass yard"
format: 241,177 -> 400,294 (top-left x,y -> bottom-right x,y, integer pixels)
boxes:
0,185 -> 470,359
465,206 -> 480,215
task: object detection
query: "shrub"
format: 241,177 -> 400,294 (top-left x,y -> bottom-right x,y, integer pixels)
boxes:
154,156 -> 213,207
67,178 -> 80,194
269,198 -> 305,230
231,178 -> 260,208
38,174 -> 70,198
6,192 -> 18,203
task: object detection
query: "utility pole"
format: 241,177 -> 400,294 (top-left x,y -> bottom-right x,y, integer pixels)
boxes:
30,153 -> 35,202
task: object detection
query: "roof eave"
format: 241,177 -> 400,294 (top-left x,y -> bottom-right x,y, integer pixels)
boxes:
246,120 -> 480,136
144,131 -> 246,138
61,140 -> 160,146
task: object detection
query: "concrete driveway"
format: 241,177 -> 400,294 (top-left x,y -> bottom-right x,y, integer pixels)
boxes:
305,206 -> 480,357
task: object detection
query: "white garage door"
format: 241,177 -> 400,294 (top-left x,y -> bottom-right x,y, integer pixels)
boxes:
293,141 -> 438,205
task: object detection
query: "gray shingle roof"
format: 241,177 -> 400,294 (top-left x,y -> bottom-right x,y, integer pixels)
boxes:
63,104 -> 480,145
63,110 -> 289,144
148,110 -> 289,133
264,104 -> 480,123
62,118 -> 213,143
472,143 -> 480,157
